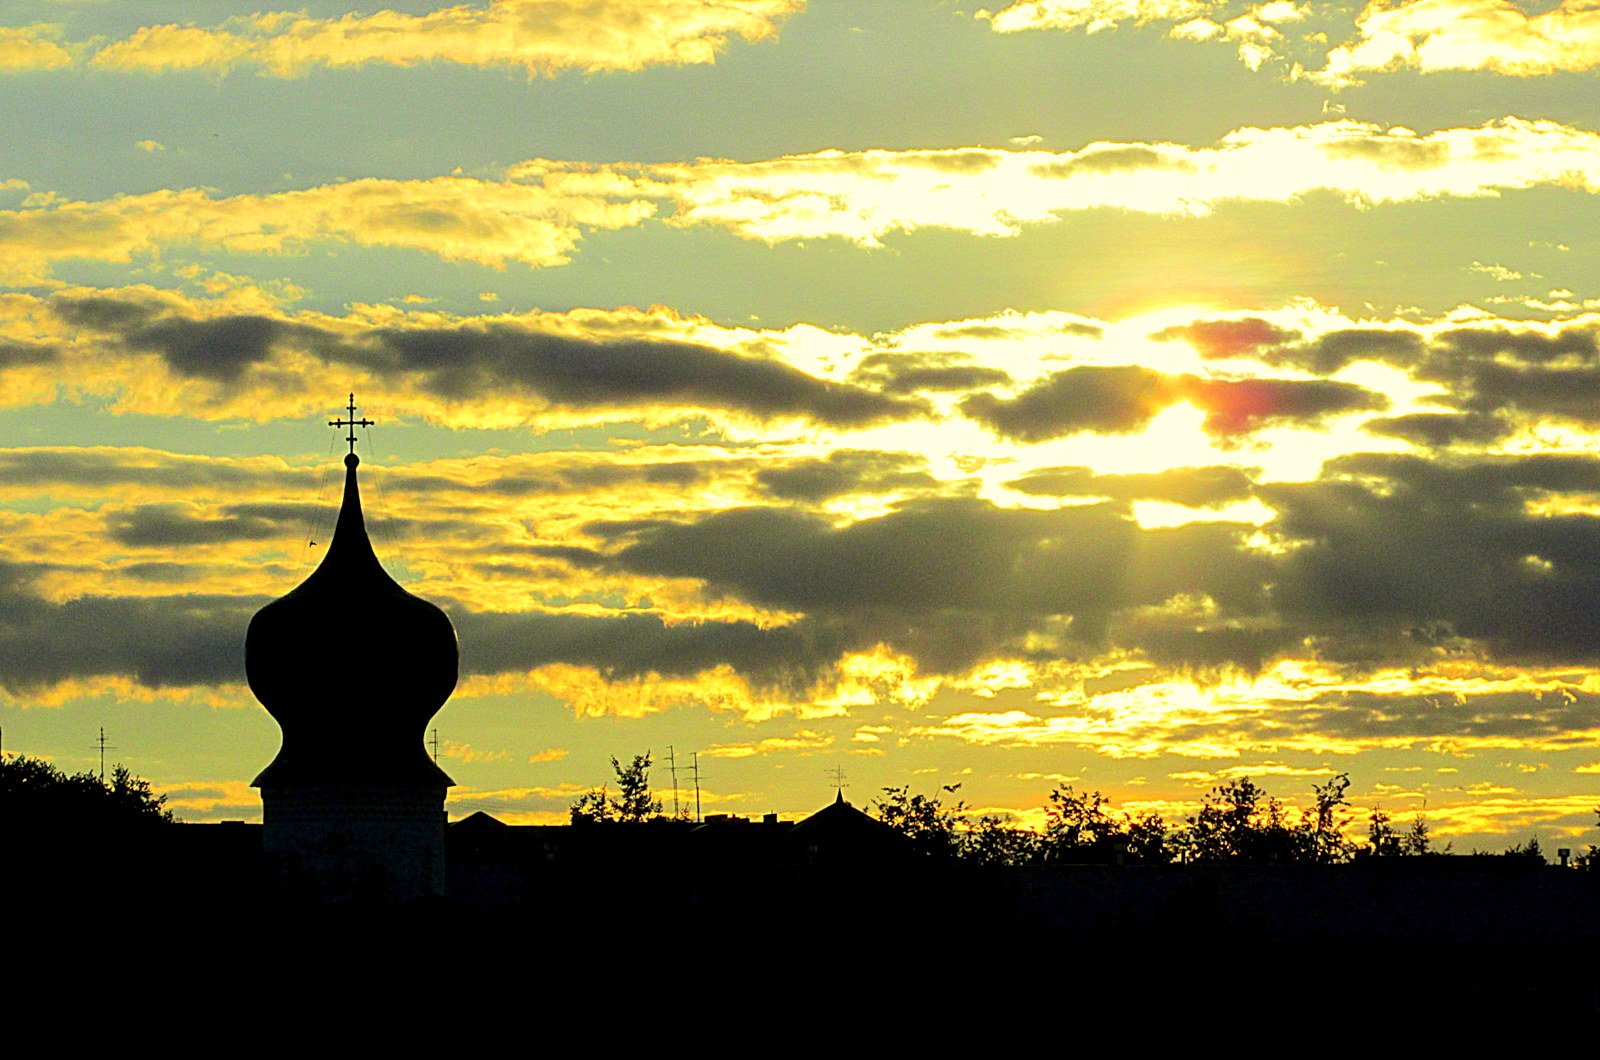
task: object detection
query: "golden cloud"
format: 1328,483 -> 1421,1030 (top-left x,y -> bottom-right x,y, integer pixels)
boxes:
1316,0 -> 1600,85
0,25 -> 73,70
9,118 -> 1600,282
84,0 -> 803,76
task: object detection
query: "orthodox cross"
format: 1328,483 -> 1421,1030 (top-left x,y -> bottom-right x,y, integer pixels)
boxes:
826,765 -> 848,798
329,392 -> 374,455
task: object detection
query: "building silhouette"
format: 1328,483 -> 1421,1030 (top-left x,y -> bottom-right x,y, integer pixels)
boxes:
245,402 -> 457,902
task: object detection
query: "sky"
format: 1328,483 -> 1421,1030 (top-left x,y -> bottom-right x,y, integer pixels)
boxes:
3,0 -> 1600,849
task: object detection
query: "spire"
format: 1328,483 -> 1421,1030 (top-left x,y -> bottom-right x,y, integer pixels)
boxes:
246,397 -> 457,789
323,451 -> 380,573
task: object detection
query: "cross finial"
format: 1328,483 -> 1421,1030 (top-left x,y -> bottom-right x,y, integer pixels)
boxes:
329,392 -> 374,456
826,765 -> 848,799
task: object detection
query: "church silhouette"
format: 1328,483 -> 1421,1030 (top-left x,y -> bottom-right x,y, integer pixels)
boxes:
246,396 -> 456,902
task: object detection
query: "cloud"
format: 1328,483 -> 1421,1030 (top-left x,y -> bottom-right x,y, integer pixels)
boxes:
0,447 -> 306,494
849,351 -> 1013,395
556,497 -> 1273,674
1363,412 -> 1511,448
345,324 -> 919,428
580,118 -> 1600,247
981,0 -> 1217,35
962,365 -> 1179,440
0,175 -> 654,283
0,561 -> 258,692
0,25 -> 73,71
1152,317 -> 1299,359
1263,451 -> 1600,665
455,608 -> 852,693
1314,0 -> 1600,85
1005,464 -> 1257,506
85,0 -> 803,76
10,118 -> 1600,279
755,450 -> 935,503
701,730 -> 832,758
961,365 -> 1385,441
41,291 -> 923,430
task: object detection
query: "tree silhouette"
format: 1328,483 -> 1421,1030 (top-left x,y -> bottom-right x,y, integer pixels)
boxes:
874,783 -> 965,858
1501,835 -> 1545,862
963,813 -> 1041,866
1125,810 -> 1172,864
1581,808 -> 1600,871
610,752 -> 661,823
1401,811 -> 1432,856
1,753 -> 172,828
569,784 -> 613,825
568,752 -> 662,824
1303,773 -> 1352,863
1043,785 -> 1121,862
1364,805 -> 1402,857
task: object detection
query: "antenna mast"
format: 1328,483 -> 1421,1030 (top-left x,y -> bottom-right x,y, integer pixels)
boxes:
664,745 -> 681,819
96,726 -> 114,781
687,752 -> 704,823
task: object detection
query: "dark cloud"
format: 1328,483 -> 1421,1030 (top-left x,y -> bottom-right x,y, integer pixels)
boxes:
0,561 -> 257,691
388,460 -> 722,498
559,462 -> 710,489
547,498 -> 1272,674
1005,464 -> 1256,507
1364,412 -> 1511,448
1263,452 -> 1600,664
930,321 -> 1101,340
348,325 -> 923,427
961,365 -> 1176,441
455,609 -> 848,693
1275,328 -> 1424,375
53,298 -> 302,382
107,504 -> 296,546
51,295 -> 158,333
755,450 -> 935,503
0,340 -> 57,367
119,561 -> 211,582
962,367 -> 1385,441
1320,137 -> 1449,170
1436,326 -> 1598,364
0,449 -> 304,491
106,502 -> 481,547
1185,377 -> 1387,436
1220,688 -> 1600,749
850,351 -> 1012,395
1031,146 -> 1194,178
1152,318 -> 1298,359
50,294 -> 924,427
124,315 -> 296,382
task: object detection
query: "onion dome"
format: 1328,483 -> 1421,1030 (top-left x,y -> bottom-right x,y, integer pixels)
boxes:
248,451 -> 456,788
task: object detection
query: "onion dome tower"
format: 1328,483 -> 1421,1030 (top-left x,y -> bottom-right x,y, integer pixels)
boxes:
247,395 -> 456,902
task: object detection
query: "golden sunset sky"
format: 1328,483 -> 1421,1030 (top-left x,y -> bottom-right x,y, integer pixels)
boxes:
3,0 -> 1600,847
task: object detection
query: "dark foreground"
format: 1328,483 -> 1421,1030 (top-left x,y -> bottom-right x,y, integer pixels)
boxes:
10,825 -> 1599,1030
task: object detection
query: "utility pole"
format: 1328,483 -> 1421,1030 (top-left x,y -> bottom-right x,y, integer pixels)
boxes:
429,728 -> 440,764
664,744 -> 681,819
687,751 -> 704,823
